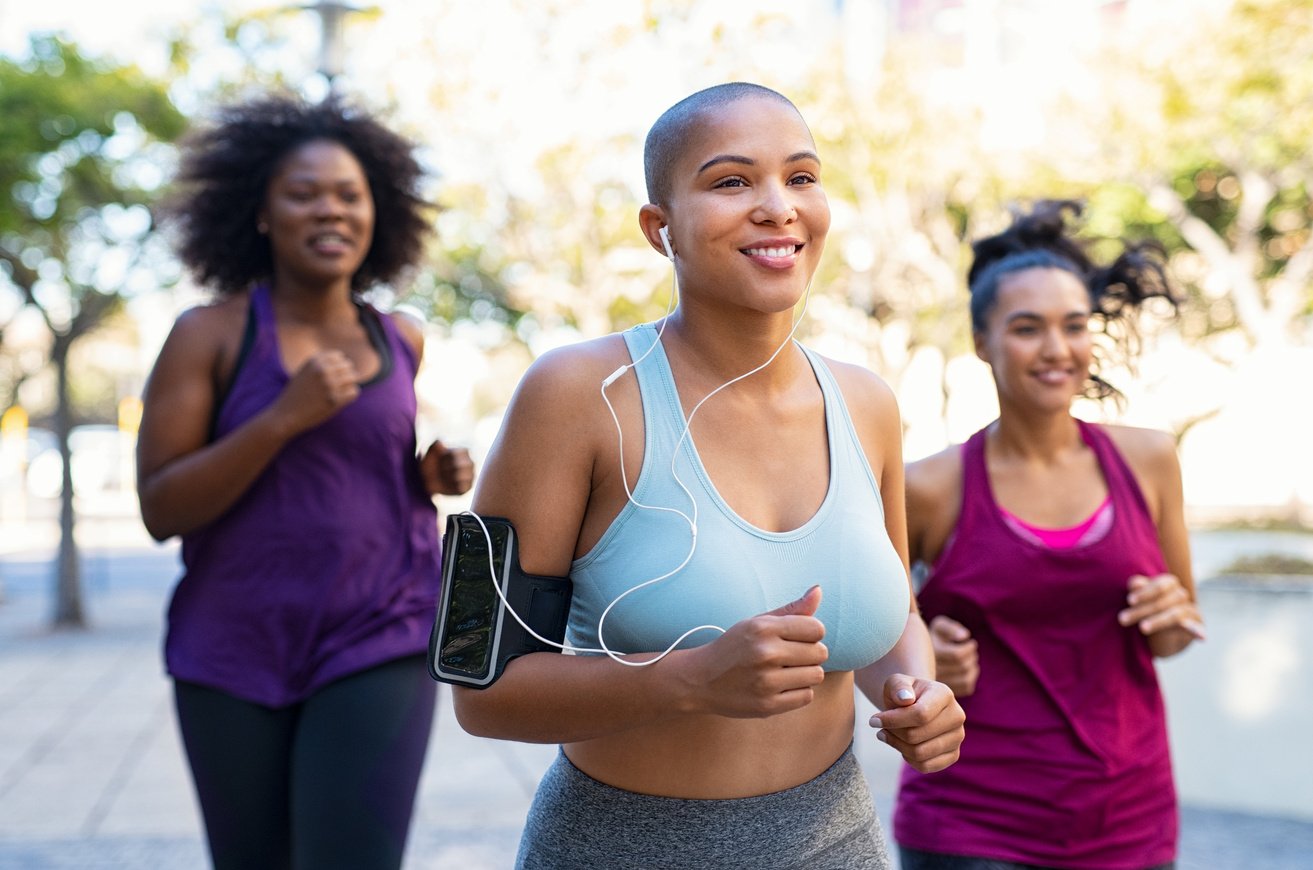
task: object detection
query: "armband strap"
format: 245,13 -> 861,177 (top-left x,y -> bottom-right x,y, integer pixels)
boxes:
427,514 -> 572,689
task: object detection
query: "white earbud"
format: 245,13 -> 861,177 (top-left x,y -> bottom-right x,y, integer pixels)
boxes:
659,225 -> 674,259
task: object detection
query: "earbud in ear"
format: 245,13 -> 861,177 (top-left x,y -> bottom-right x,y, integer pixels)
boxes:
659,226 -> 674,260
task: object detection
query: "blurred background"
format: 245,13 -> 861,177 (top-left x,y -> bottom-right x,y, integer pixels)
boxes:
0,0 -> 1311,865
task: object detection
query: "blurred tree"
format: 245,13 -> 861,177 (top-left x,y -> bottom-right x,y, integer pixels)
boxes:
1056,0 -> 1313,349
0,35 -> 185,628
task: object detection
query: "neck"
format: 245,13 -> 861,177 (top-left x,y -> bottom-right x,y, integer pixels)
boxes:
989,408 -> 1083,462
267,272 -> 357,324
661,302 -> 807,391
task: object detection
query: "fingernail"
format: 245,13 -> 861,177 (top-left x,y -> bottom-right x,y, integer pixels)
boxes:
897,688 -> 915,702
876,730 -> 887,743
870,716 -> 883,729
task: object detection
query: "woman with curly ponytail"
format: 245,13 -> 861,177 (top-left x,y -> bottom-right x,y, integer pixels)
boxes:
892,200 -> 1203,870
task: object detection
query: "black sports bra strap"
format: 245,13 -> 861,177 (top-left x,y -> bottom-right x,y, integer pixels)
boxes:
208,296 -> 259,443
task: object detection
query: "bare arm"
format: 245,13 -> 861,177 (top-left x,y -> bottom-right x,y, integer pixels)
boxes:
1113,428 -> 1204,657
136,305 -> 360,540
450,346 -> 829,743
904,449 -> 980,697
832,365 -> 964,772
391,312 -> 476,497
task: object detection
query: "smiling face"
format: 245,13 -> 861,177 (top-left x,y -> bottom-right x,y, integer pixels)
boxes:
260,138 -> 375,291
975,266 -> 1094,414
655,94 -> 830,315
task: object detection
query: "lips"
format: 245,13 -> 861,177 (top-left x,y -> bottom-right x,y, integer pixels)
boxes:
740,240 -> 804,269
309,232 -> 351,254
742,244 -> 799,258
1033,369 -> 1075,385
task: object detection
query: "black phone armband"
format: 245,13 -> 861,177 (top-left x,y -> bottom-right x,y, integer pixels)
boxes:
427,513 -> 572,689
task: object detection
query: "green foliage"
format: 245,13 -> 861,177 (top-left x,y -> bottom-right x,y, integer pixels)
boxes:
397,242 -> 525,330
0,36 -> 185,236
0,35 -> 183,405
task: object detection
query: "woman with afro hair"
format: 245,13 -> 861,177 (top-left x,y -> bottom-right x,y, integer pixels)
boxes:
137,93 -> 472,870
892,200 -> 1204,870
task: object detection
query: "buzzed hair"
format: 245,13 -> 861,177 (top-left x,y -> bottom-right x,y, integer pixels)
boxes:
643,82 -> 802,207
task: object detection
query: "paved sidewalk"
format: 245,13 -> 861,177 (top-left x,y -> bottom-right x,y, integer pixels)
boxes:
1,522 -> 1311,869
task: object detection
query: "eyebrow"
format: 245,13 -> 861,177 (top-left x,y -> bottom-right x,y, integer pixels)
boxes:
282,174 -> 364,186
1004,310 -> 1090,323
696,151 -> 821,174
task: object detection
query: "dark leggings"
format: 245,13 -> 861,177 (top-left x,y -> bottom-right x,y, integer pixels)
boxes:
899,846 -> 1175,870
174,655 -> 436,870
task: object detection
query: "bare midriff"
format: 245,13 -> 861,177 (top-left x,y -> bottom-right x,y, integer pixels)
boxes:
563,670 -> 857,798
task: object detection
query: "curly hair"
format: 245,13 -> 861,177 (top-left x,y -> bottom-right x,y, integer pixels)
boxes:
967,199 -> 1178,401
162,92 -> 431,295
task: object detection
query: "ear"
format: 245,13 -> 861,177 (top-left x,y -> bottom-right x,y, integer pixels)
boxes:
638,204 -> 672,258
256,208 -> 270,235
973,329 -> 988,363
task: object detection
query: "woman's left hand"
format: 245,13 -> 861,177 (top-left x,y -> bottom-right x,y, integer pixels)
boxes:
420,440 -> 475,496
1118,573 -> 1206,641
870,676 -> 965,773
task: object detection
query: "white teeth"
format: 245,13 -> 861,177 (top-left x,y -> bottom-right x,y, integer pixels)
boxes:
744,245 -> 797,258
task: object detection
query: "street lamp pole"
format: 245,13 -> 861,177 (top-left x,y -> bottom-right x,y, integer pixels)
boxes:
299,1 -> 375,86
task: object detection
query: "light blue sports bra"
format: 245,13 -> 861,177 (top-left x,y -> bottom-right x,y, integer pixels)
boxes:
567,323 -> 909,672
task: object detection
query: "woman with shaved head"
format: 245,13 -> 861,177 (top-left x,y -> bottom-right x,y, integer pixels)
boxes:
455,82 -> 964,869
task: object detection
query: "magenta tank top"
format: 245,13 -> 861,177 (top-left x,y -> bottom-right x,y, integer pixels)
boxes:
894,421 -> 1176,869
165,285 -> 441,707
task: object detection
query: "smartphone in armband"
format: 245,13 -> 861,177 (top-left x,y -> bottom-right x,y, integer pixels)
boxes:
427,513 -> 573,689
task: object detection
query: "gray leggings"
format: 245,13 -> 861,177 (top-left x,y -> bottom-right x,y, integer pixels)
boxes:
516,745 -> 890,870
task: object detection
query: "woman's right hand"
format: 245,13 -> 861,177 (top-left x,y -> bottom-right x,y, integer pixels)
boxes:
929,615 -> 979,697
269,350 -> 360,435
678,585 -> 830,719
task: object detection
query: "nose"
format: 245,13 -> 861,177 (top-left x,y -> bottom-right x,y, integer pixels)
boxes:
1040,325 -> 1070,359
753,180 -> 797,226
313,193 -> 344,220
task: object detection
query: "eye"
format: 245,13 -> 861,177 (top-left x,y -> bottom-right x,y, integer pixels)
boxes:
712,177 -> 747,189
788,173 -> 818,186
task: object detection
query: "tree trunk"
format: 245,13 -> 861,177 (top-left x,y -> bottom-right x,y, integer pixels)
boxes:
52,336 -> 85,629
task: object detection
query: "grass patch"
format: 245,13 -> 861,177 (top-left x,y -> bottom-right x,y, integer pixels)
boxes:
1217,553 -> 1313,576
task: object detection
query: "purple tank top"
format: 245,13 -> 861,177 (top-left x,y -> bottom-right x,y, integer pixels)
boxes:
165,285 -> 441,706
894,421 -> 1176,869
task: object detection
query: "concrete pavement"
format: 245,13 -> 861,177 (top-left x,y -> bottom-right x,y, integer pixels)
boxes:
1,518 -> 1311,869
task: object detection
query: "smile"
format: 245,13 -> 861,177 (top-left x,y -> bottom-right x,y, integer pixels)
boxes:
741,244 -> 800,259
309,232 -> 351,251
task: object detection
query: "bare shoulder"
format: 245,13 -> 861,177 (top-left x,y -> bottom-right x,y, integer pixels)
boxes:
386,308 -> 426,360
820,355 -> 898,416
904,443 -> 964,564
511,333 -> 633,410
1101,423 -> 1179,475
817,355 -> 902,482
171,293 -> 247,338
158,293 -> 248,369
905,444 -> 964,510
491,332 -> 638,460
1100,423 -> 1182,526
